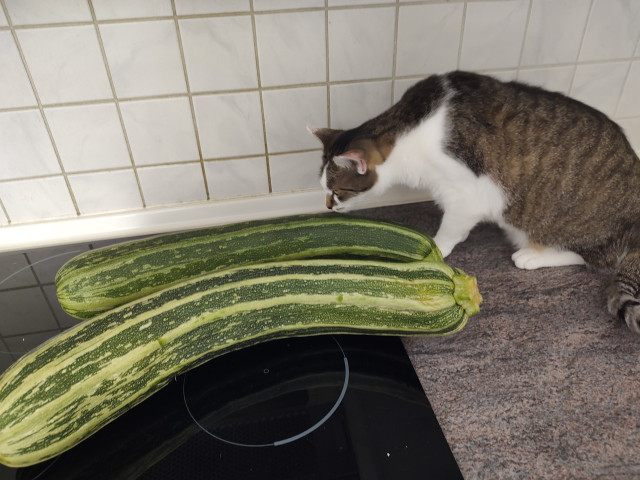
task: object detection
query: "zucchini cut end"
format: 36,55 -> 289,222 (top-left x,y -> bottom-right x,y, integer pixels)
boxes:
452,270 -> 482,317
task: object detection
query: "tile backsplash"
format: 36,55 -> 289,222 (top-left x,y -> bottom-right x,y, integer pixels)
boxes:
1,0 -> 639,232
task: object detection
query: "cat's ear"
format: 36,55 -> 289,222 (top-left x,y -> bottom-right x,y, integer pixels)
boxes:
307,126 -> 343,148
334,150 -> 367,175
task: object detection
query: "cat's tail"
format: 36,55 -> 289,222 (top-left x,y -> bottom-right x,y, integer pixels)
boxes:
607,248 -> 640,334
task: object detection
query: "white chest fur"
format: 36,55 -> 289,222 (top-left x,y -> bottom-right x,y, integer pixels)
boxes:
373,103 -> 508,255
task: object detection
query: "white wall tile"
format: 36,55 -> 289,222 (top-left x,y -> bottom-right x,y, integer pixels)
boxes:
69,170 -> 142,215
269,151 -> 321,193
92,0 -> 173,20
616,61 -> 640,118
0,177 -> 76,223
328,7 -> 395,81
174,0 -> 250,15
254,0 -> 323,10
486,70 -> 518,83
396,3 -> 464,77
618,118 -> 640,152
4,0 -> 91,25
180,16 -> 258,92
580,0 -> 640,62
17,26 -> 112,104
255,11 -> 325,87
460,0 -> 529,71
262,86 -> 327,152
120,97 -> 199,165
0,208 -> 7,226
137,164 -> 207,206
393,78 -> 420,103
0,31 -> 37,109
0,110 -> 59,180
193,92 -> 265,159
521,0 -> 591,66
517,66 -> 575,94
205,158 -> 269,200
45,103 -> 131,172
330,81 -> 391,130
100,20 -> 186,98
571,62 -> 629,116
0,288 -> 58,336
0,7 -> 8,26
636,40 -> 640,57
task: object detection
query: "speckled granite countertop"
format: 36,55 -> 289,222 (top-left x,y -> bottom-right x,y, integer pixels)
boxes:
359,201 -> 640,480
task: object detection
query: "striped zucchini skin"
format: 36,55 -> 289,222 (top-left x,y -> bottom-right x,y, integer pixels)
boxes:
55,214 -> 442,319
0,259 -> 479,467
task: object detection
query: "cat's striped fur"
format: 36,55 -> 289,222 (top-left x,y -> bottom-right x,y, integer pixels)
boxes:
310,71 -> 640,334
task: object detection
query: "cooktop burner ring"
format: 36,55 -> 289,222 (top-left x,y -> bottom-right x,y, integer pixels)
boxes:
181,336 -> 350,448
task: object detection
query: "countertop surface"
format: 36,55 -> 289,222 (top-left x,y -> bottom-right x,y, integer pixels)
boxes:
359,201 -> 640,480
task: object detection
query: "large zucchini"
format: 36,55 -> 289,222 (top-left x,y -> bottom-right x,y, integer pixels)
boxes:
55,214 -> 443,319
0,259 -> 480,467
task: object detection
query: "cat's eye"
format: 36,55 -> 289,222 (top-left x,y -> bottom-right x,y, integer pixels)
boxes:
333,189 -> 341,196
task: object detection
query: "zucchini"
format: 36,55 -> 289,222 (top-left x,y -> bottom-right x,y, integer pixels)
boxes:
0,259 -> 480,467
55,214 -> 442,319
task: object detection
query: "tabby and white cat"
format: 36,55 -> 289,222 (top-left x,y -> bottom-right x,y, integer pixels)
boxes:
309,71 -> 640,334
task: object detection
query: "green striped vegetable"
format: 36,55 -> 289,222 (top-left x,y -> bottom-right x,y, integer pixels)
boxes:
0,259 -> 480,467
55,214 -> 442,319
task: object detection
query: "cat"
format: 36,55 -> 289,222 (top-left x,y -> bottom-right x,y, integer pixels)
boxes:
308,70 -> 640,334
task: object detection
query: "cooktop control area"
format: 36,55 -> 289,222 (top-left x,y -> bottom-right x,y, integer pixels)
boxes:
0,243 -> 463,480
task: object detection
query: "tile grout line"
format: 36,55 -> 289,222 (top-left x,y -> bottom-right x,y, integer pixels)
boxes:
613,31 -> 640,118
567,0 -> 595,96
325,0 -> 331,128
613,59 -> 634,119
456,1 -> 467,70
249,0 -> 273,194
88,0 -> 147,209
0,197 -> 9,225
515,0 -> 533,81
0,42 -> 9,228
390,0 -> 400,105
0,0 -> 81,221
170,0 -> 211,201
0,149 -> 326,185
3,2 -> 406,30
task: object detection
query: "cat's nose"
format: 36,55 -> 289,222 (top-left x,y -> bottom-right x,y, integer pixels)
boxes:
325,194 -> 334,209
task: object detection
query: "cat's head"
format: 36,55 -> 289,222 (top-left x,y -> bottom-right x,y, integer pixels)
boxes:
308,126 -> 384,212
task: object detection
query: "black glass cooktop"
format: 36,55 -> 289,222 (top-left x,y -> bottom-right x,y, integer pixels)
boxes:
0,242 -> 463,480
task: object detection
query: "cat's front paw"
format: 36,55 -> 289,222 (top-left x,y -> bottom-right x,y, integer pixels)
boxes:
433,236 -> 454,258
511,247 -> 585,270
512,248 -> 545,269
